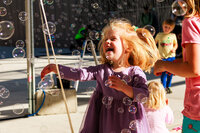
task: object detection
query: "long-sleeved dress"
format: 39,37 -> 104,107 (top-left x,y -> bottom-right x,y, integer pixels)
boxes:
59,64 -> 151,133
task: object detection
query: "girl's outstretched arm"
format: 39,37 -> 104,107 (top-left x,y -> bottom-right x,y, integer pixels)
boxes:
154,43 -> 200,77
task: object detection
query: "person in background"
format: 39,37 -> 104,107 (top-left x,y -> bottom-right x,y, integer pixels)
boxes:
154,0 -> 200,132
155,19 -> 178,94
144,81 -> 174,133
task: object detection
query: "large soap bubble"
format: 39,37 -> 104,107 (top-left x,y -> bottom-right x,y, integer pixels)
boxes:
0,21 -> 15,40
172,0 -> 188,16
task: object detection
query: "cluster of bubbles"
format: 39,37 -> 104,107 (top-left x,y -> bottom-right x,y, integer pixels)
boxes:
102,94 -> 147,132
102,72 -> 148,132
140,0 -> 187,38
0,85 -> 24,115
12,40 -> 26,58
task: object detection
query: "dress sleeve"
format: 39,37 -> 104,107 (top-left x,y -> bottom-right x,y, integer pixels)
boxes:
58,64 -> 99,81
165,105 -> 174,124
182,18 -> 200,47
132,66 -> 149,99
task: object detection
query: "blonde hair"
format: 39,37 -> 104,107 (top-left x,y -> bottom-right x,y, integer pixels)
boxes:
98,18 -> 160,73
145,81 -> 166,110
185,0 -> 200,17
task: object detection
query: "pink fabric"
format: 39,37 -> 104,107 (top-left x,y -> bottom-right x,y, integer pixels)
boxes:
145,106 -> 174,133
181,17 -> 200,120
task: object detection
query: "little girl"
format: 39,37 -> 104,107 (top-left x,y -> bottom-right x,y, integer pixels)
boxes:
41,18 -> 160,133
144,81 -> 174,133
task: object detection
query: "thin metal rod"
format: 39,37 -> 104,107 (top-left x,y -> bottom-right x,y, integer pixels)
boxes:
25,0 -> 35,114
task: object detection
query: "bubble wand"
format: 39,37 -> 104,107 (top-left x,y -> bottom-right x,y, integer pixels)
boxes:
39,0 -> 74,132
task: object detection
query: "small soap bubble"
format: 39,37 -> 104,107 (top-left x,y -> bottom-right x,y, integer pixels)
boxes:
42,22 -> 56,35
87,42 -> 96,52
102,96 -> 113,105
142,25 -> 156,36
0,7 -> 7,17
91,3 -> 99,9
86,87 -> 95,95
3,0 -> 12,5
135,93 -> 148,104
12,48 -> 25,58
129,120 -> 137,130
121,129 -> 131,133
105,80 -> 112,87
117,107 -> 124,114
15,40 -> 25,48
89,31 -> 100,40
122,75 -> 132,83
47,34 -> 55,43
12,104 -> 24,115
128,105 -> 137,114
123,97 -> 132,105
72,50 -> 81,56
0,21 -> 15,40
0,85 -> 10,99
172,0 -> 187,16
46,0 -> 54,5
18,11 -> 28,21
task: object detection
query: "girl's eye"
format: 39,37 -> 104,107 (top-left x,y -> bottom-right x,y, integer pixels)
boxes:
111,38 -> 116,41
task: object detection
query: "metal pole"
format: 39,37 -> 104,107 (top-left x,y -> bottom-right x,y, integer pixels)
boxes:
25,0 -> 35,114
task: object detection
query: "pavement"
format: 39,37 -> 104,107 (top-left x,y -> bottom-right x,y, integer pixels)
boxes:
0,55 -> 185,133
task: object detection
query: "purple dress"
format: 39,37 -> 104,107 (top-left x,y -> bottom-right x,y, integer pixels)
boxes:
59,64 -> 151,133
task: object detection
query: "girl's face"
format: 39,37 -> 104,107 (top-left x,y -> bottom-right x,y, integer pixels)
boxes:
103,28 -> 125,64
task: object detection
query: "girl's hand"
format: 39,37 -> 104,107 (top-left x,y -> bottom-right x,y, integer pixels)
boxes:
153,60 -> 165,76
41,64 -> 57,79
108,75 -> 127,92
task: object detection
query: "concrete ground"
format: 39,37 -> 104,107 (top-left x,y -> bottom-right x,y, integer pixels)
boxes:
0,55 -> 185,133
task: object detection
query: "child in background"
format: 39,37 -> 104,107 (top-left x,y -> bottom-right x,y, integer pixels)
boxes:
154,0 -> 200,132
41,18 -> 160,133
155,19 -> 178,94
144,81 -> 174,133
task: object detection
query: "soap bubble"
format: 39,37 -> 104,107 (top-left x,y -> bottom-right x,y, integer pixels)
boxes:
46,0 -> 54,5
12,48 -> 25,58
128,105 -> 137,114
0,21 -> 15,40
18,11 -> 28,21
38,75 -> 54,89
15,40 -> 25,48
129,120 -> 137,130
0,85 -> 10,99
142,25 -> 156,36
88,30 -> 100,40
0,7 -> 7,17
12,104 -> 24,115
42,22 -> 56,35
3,0 -> 12,6
172,0 -> 187,16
